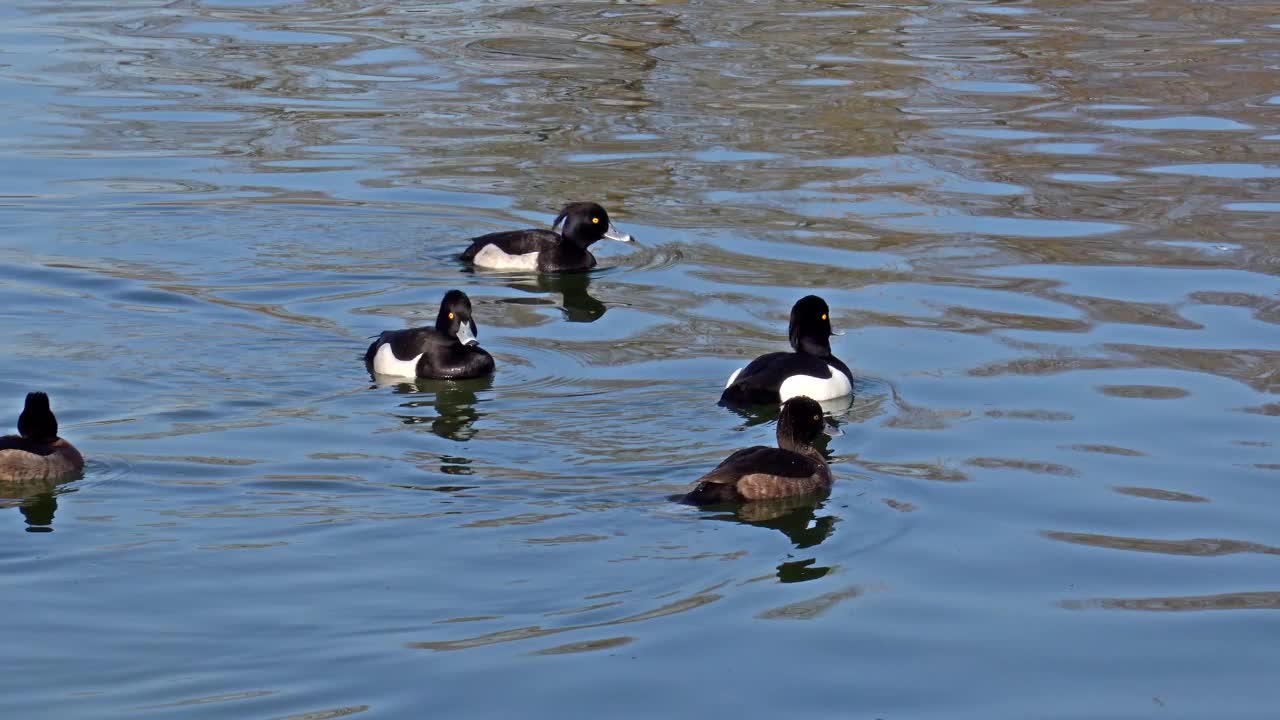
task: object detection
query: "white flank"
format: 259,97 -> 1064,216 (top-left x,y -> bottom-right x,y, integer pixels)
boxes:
473,244 -> 541,270
778,365 -> 852,402
371,343 -> 423,378
724,367 -> 743,388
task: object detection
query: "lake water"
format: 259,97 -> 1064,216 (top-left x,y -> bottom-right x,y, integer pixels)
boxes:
2,0 -> 1278,717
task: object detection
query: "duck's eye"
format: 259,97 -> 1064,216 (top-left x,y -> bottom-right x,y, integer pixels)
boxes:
821,313 -> 827,320
591,217 -> 599,224
448,312 -> 455,320
814,415 -> 821,422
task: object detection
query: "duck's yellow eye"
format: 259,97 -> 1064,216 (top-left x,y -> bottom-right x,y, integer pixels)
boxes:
821,313 -> 827,320
591,217 -> 599,224
448,312 -> 455,320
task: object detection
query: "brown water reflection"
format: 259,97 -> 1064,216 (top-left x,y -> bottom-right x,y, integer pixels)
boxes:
1045,531 -> 1280,558
411,585 -> 724,653
1063,591 -> 1280,613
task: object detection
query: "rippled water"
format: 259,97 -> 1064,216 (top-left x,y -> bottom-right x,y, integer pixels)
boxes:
2,0 -> 1278,717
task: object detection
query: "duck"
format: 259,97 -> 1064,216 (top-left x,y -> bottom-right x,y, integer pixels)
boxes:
461,202 -> 634,273
0,392 -> 85,483
365,290 -> 495,380
682,396 -> 832,505
719,295 -> 853,407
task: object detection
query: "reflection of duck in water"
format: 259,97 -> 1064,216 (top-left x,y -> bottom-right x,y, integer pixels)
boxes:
461,202 -> 634,273
688,490 -> 837,583
715,494 -> 836,548
722,392 -> 853,430
682,396 -> 833,505
1,392 -> 84,483
720,296 -> 853,408
1,490 -> 62,533
377,375 -> 493,443
502,271 -> 608,323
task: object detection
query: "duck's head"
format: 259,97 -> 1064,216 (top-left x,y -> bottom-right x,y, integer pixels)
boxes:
436,289 -> 480,346
553,202 -> 633,247
788,295 -> 840,355
776,396 -> 825,451
17,392 -> 58,442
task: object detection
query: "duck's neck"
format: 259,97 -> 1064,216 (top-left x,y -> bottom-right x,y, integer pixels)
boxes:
793,335 -> 832,357
777,427 -> 818,456
560,232 -> 596,253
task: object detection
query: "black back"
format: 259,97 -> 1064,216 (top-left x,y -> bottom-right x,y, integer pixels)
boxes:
460,229 -> 561,260
700,445 -> 824,483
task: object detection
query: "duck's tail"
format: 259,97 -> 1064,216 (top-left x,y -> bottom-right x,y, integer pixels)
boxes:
717,382 -> 774,409
680,481 -> 741,506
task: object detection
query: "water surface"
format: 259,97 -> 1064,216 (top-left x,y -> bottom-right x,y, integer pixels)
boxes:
2,1 -> 1279,718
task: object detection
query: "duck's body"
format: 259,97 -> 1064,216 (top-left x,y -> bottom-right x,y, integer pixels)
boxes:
723,352 -> 853,405
365,290 -> 495,380
366,327 -> 494,380
0,393 -> 84,483
683,396 -> 832,505
0,437 -> 83,483
461,202 -> 633,273
720,295 -> 853,407
463,229 -> 587,273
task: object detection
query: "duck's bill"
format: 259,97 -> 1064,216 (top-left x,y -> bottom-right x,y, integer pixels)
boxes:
604,223 -> 634,242
822,420 -> 845,437
456,321 -> 479,346
830,329 -> 846,336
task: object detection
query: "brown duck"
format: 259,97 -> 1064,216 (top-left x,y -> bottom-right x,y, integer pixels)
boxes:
0,392 -> 84,483
683,396 -> 832,505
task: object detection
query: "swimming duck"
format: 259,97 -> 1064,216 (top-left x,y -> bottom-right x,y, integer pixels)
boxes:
719,295 -> 853,407
461,202 -> 634,273
0,392 -> 85,483
682,396 -> 832,505
365,290 -> 495,380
